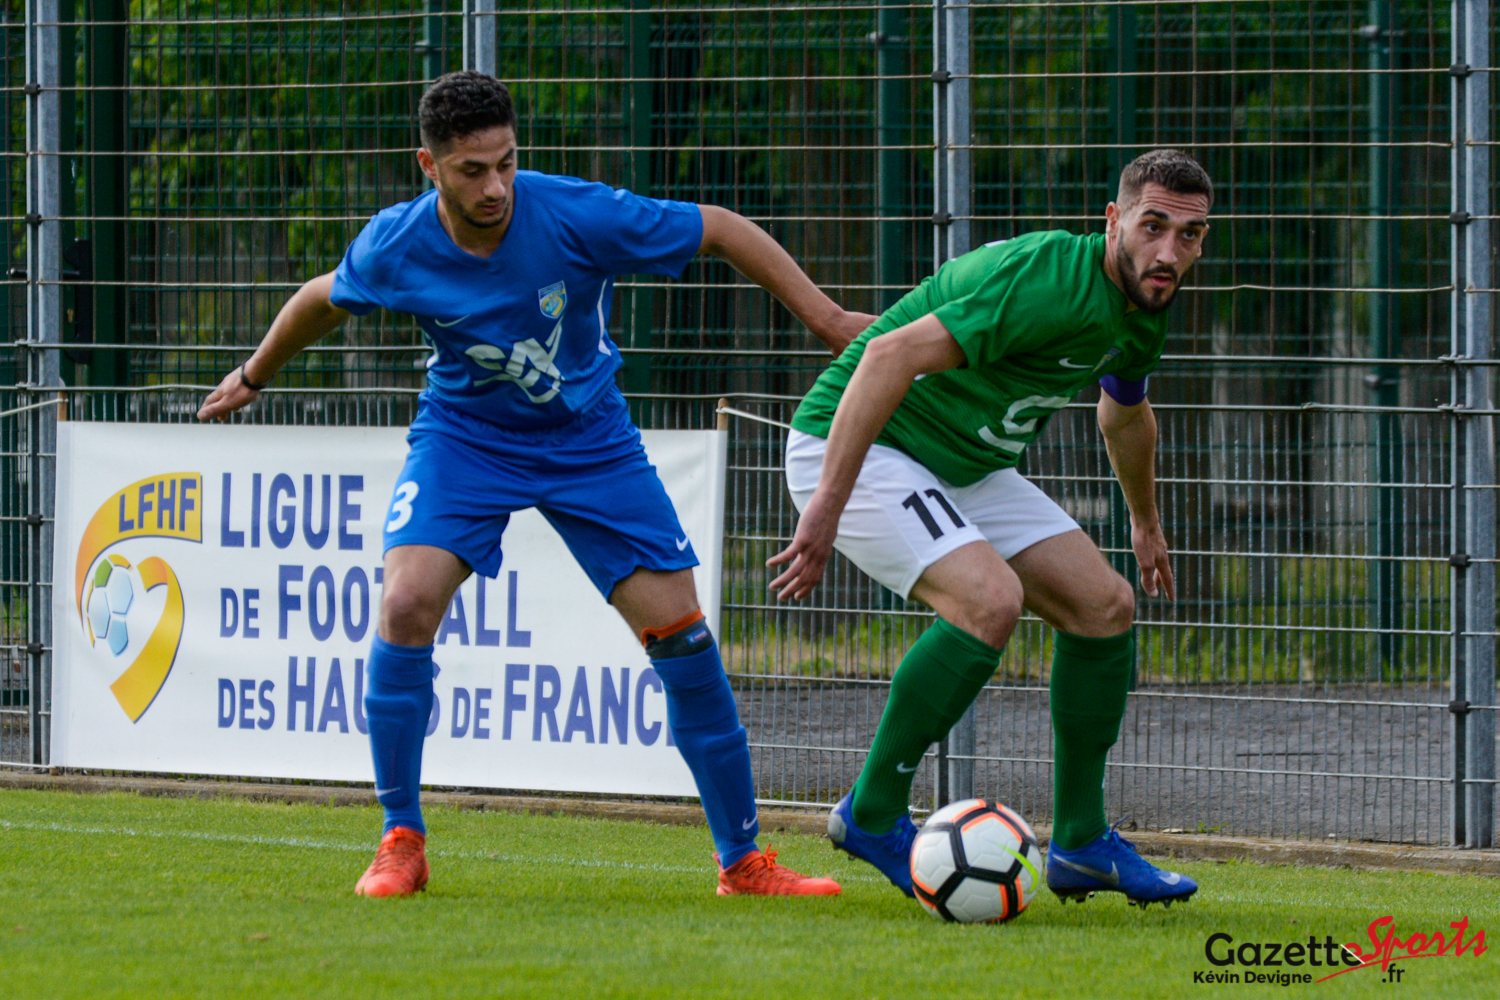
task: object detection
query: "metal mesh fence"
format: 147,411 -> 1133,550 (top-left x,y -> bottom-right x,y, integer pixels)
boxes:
2,0 -> 1496,848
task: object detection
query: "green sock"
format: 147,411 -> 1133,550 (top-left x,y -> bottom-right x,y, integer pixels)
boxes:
1049,628 -> 1134,850
851,618 -> 1002,834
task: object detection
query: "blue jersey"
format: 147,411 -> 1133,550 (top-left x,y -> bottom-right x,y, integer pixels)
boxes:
330,171 -> 703,430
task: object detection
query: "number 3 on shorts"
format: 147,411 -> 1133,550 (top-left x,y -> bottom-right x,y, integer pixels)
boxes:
387,481 -> 420,532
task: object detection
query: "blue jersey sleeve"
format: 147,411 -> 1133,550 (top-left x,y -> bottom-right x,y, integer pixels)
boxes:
566,181 -> 703,278
329,212 -> 404,316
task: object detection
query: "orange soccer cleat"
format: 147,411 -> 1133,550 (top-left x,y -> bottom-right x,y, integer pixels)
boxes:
716,845 -> 842,897
354,827 -> 430,898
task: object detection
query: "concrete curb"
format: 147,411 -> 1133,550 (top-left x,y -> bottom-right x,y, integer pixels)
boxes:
4,769 -> 1498,877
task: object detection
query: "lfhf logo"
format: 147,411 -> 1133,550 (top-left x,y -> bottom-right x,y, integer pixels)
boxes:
75,473 -> 203,722
537,280 -> 567,319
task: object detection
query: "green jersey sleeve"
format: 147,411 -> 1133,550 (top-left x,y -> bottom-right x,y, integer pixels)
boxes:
929,239 -> 1066,370
1109,311 -> 1169,381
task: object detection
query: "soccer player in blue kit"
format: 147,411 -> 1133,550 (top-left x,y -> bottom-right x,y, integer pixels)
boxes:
197,72 -> 875,897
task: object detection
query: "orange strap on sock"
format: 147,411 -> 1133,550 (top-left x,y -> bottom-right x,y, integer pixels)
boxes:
639,609 -> 705,648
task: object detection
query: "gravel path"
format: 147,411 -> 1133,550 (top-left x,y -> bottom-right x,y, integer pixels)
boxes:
2,682 -> 1471,845
739,682 -> 1460,845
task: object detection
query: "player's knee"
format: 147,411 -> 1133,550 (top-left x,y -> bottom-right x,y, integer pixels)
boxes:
1098,575 -> 1136,634
961,581 -> 1023,649
378,586 -> 447,646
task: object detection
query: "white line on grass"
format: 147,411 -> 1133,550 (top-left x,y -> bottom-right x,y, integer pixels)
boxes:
0,817 -> 885,882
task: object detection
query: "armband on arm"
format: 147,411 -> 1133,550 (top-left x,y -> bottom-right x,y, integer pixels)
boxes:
1099,374 -> 1148,407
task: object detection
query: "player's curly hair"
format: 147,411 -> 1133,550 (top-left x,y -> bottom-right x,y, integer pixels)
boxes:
1117,149 -> 1213,210
418,71 -> 517,152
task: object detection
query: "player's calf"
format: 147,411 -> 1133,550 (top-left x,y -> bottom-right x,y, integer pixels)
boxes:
642,609 -> 842,894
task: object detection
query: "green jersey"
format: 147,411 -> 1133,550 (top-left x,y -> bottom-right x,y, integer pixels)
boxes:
791,230 -> 1168,487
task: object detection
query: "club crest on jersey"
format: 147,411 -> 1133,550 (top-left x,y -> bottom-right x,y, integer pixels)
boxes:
1090,347 -> 1122,375
538,281 -> 567,319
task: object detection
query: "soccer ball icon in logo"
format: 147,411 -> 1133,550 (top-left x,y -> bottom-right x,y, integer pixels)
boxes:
85,555 -> 136,656
910,798 -> 1044,923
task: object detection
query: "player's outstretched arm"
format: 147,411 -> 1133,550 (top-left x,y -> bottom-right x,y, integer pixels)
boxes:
768,314 -> 965,600
1097,394 -> 1176,601
697,204 -> 878,357
196,272 -> 351,422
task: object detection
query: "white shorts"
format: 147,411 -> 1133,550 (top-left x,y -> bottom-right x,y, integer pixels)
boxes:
784,430 -> 1080,598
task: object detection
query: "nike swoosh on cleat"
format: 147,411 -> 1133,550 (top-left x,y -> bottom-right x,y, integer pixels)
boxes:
742,818 -> 756,830
1160,872 -> 1182,884
1053,855 -> 1120,886
895,762 -> 920,774
1058,357 -> 1093,369
434,315 -> 470,328
675,536 -> 690,551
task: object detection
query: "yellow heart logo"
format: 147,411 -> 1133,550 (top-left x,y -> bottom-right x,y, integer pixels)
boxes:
74,473 -> 202,722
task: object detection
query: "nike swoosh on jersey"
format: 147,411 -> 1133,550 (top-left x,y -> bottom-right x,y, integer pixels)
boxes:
675,536 -> 690,551
1052,855 -> 1120,886
895,761 -> 920,774
1058,356 -> 1093,369
434,314 -> 470,328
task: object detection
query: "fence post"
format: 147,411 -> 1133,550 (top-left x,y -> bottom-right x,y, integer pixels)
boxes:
1452,0 -> 1494,849
1368,1 -> 1404,674
420,0 -> 446,81
87,0 -> 127,388
876,0 -> 909,312
462,0 -> 497,77
24,0 -> 62,766
933,0 -> 975,806
942,1 -> 970,265
1104,7 -> 1138,584
1458,0 -> 1494,851
621,1 -> 654,415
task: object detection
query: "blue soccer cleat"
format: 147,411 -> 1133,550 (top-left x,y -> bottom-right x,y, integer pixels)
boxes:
1046,825 -> 1198,909
827,792 -> 919,897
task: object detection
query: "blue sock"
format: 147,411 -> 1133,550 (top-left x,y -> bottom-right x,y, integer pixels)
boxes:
364,635 -> 435,835
651,638 -> 759,868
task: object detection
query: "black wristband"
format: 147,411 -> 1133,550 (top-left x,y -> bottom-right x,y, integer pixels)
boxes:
238,365 -> 268,391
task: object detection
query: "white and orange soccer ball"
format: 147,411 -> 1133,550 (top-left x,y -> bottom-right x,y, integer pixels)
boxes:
909,798 -> 1044,923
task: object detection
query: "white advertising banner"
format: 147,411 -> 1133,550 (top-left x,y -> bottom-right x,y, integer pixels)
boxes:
51,422 -> 726,796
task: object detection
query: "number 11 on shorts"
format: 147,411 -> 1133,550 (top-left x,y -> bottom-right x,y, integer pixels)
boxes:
901,489 -> 966,540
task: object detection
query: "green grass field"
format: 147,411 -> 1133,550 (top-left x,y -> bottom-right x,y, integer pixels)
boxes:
0,789 -> 1492,999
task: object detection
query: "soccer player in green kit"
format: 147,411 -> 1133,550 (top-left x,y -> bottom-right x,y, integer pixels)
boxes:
768,150 -> 1211,907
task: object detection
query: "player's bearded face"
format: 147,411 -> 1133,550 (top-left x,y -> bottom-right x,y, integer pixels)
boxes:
1108,187 -> 1209,314
427,126 -> 518,230
1112,231 -> 1182,314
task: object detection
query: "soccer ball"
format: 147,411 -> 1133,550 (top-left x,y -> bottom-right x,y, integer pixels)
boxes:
910,798 -> 1044,923
85,556 -> 135,657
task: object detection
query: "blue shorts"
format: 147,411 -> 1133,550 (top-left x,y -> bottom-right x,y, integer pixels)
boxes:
383,388 -> 698,598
